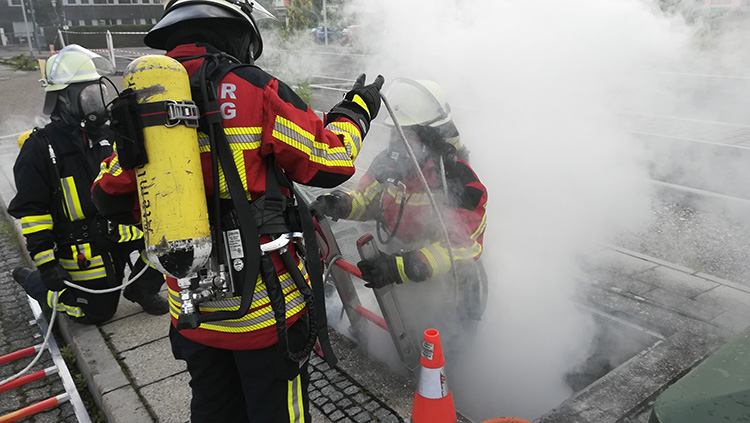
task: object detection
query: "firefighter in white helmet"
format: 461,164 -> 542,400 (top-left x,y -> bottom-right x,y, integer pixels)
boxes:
9,44 -> 169,323
313,78 -> 487,293
91,1 -> 384,421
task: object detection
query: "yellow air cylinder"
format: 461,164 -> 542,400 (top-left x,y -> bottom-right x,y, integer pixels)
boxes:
17,129 -> 33,149
123,55 -> 211,279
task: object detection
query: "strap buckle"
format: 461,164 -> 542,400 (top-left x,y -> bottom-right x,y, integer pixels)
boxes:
165,100 -> 200,128
260,232 -> 304,254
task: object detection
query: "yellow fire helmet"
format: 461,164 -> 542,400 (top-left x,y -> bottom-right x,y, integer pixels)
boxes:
40,44 -> 114,115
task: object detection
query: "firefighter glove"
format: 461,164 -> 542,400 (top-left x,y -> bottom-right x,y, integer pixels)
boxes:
326,74 -> 385,137
310,191 -> 352,221
39,261 -> 71,292
358,250 -> 429,289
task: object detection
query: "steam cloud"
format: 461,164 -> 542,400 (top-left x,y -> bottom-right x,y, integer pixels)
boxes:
265,0 -> 750,419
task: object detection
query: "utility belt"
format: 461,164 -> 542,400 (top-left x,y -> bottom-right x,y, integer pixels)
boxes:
54,217 -> 111,246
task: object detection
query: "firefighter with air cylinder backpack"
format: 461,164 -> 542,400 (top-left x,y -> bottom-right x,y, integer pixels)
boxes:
8,44 -> 168,324
91,0 -> 384,421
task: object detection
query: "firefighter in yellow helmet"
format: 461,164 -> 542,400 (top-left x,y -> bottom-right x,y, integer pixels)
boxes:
8,44 -> 169,323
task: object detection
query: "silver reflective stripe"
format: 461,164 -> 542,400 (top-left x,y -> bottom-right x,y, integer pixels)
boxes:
227,132 -> 261,149
61,177 -> 83,220
416,366 -> 450,399
288,374 -> 304,423
274,119 -> 351,164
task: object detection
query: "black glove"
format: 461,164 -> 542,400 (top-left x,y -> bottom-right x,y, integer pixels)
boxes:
358,252 -> 405,289
358,249 -> 433,289
39,261 -> 71,292
326,73 -> 385,137
310,191 -> 352,221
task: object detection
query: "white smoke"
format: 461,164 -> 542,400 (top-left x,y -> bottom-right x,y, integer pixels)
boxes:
264,0 -> 750,419
346,0 -> 693,420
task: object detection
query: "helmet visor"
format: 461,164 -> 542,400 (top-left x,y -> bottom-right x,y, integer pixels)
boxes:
42,45 -> 114,91
383,78 -> 450,127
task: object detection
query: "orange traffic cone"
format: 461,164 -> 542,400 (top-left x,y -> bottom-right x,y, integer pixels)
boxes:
411,328 -> 456,423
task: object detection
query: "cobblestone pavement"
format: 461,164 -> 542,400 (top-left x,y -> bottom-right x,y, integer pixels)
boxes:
308,354 -> 402,423
0,209 -> 80,422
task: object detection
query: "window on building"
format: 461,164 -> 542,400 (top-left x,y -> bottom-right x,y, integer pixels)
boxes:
65,0 -> 76,4
139,18 -> 146,24
78,19 -> 86,25
80,0 -> 89,4
8,0 -> 22,6
93,0 -> 106,4
151,18 -> 157,24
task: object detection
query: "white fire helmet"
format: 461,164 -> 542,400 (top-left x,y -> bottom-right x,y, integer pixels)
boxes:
40,44 -> 114,115
383,78 -> 452,128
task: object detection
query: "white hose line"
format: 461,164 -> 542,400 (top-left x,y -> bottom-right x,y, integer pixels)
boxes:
0,295 -> 59,387
378,92 -> 459,294
62,260 -> 151,294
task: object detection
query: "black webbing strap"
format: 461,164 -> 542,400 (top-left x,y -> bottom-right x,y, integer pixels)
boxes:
178,56 -> 262,325
268,163 -> 338,367
182,55 -> 338,366
137,102 -> 170,128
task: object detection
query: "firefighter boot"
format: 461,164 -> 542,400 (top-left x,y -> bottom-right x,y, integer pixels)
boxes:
12,267 -> 33,288
123,285 -> 169,315
12,266 -> 48,306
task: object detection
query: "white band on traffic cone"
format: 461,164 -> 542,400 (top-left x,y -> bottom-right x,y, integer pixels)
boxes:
417,366 -> 450,399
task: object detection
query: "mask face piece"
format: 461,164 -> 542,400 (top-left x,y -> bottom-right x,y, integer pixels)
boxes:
75,82 -> 110,127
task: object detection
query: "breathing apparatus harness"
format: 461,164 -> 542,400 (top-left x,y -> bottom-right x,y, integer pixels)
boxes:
112,52 -> 335,365
31,124 -> 145,279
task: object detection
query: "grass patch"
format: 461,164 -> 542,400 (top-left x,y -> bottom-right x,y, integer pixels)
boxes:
0,54 -> 39,71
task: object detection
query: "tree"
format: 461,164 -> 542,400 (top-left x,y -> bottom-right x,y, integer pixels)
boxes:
288,0 -> 314,30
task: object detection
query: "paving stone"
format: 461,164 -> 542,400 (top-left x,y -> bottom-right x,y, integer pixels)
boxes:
642,288 -> 724,322
695,285 -> 750,317
336,398 -> 352,409
632,266 -> 719,299
329,410 -> 345,420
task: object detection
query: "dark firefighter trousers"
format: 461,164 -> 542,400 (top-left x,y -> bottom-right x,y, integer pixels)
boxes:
24,251 -> 165,325
169,315 -> 312,423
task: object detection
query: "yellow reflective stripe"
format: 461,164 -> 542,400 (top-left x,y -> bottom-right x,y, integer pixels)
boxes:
98,153 -> 122,181
33,249 -> 55,266
199,128 -> 263,153
61,176 -> 85,221
69,266 -> 107,281
47,291 -> 85,318
387,186 -> 429,205
225,127 -> 262,150
419,243 -> 452,277
471,209 -> 487,240
395,255 -> 408,283
288,374 -> 304,423
351,94 -> 370,118
168,262 -> 310,333
59,255 -> 104,270
21,214 -> 54,234
117,224 -> 143,242
198,133 -> 210,153
74,243 -> 95,259
325,121 -> 362,160
273,116 -> 353,167
347,180 -> 382,220
451,242 -> 483,260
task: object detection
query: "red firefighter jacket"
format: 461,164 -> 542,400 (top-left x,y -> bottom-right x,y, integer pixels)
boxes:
343,151 -> 487,279
92,43 -> 364,350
